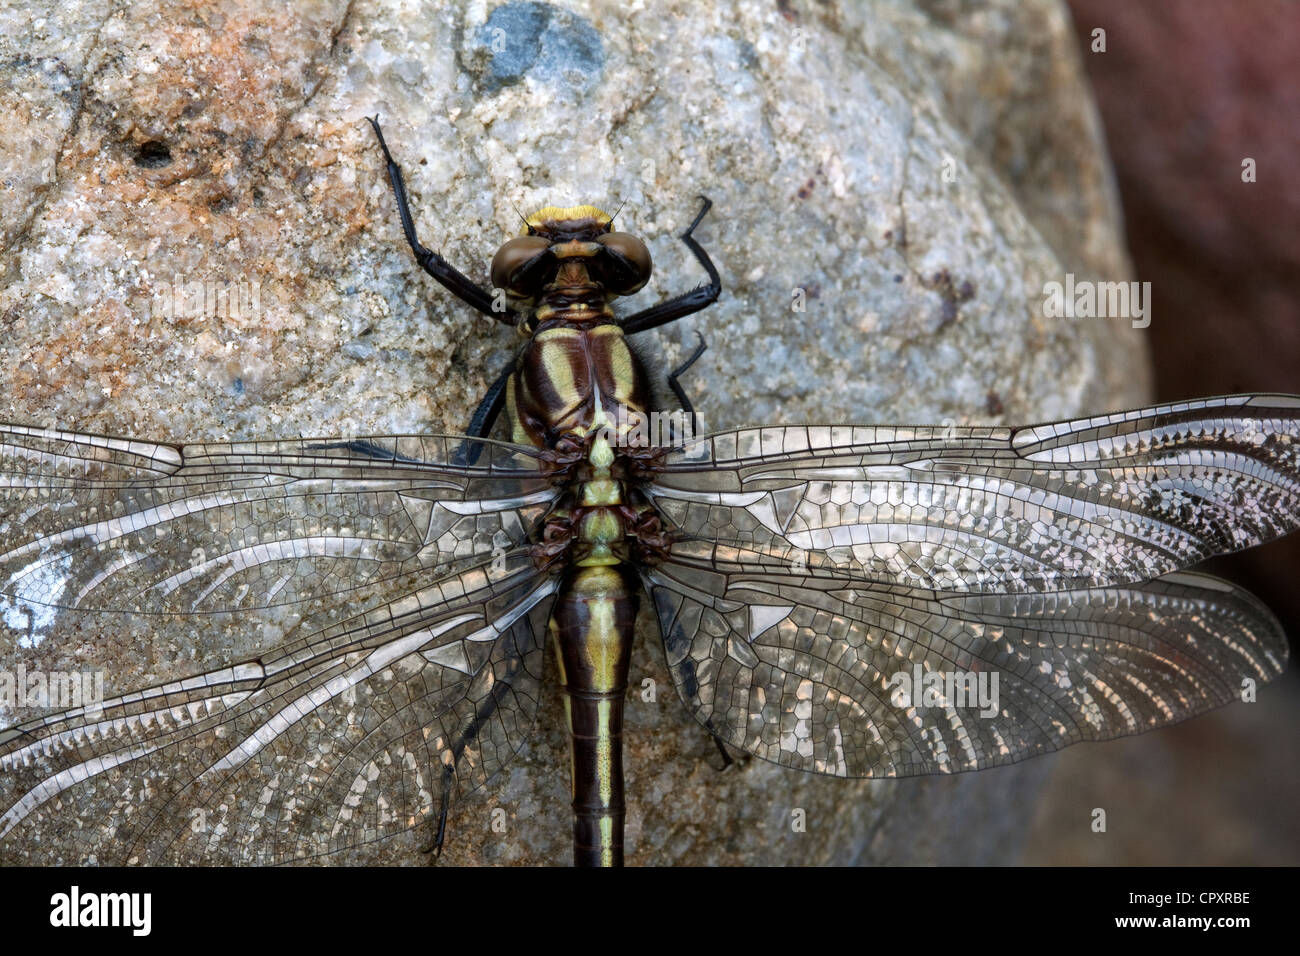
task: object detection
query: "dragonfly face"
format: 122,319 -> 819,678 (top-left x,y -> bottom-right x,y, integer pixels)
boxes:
0,119 -> 1296,867
489,205 -> 653,306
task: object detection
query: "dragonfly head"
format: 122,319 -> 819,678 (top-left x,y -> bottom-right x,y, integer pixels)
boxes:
490,204 -> 652,300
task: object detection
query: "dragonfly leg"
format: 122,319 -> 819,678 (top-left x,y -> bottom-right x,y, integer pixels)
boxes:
665,331 -> 707,443
421,678 -> 516,860
367,116 -> 517,326
710,732 -> 735,771
422,763 -> 457,858
308,366 -> 512,468
452,363 -> 515,466
622,196 -> 721,335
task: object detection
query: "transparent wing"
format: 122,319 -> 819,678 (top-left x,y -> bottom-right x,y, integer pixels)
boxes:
643,549 -> 1288,777
651,394 -> 1300,592
0,550 -> 557,864
0,426 -> 555,634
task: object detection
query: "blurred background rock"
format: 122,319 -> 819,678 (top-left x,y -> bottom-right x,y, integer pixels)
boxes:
1022,0 -> 1300,866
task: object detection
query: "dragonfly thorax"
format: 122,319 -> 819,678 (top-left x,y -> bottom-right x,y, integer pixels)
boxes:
508,322 -> 656,452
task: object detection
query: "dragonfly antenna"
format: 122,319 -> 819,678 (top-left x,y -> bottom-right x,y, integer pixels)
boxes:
608,198 -> 627,227
510,200 -> 530,231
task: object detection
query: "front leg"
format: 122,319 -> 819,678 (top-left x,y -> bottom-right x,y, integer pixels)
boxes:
368,116 -> 518,326
622,196 -> 722,335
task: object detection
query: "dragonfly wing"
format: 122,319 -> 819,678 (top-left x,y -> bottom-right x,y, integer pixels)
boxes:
651,394 -> 1300,592
642,551 -> 1287,777
0,427 -> 555,631
0,551 -> 557,864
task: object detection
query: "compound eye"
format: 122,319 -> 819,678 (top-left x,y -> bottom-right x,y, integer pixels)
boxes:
595,232 -> 652,295
490,236 -> 553,295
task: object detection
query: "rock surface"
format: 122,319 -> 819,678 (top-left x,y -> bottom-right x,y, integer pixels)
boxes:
0,0 -> 1145,865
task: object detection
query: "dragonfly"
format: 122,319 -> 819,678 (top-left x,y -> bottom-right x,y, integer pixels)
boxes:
0,118 -> 1297,867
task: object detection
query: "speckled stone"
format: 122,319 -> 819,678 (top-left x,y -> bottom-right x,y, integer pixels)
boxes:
0,0 -> 1146,865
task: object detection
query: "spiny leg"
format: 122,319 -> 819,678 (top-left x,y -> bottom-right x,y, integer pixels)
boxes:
452,363 -> 515,467
424,764 -> 457,858
710,732 -> 735,771
422,679 -> 514,859
665,331 -> 707,445
697,717 -> 743,772
623,196 -> 722,335
307,365 -> 513,468
367,116 -> 518,326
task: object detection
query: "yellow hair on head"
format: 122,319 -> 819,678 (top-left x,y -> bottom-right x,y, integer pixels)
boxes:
523,204 -> 612,233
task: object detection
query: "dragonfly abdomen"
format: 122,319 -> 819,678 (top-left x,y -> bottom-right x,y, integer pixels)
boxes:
549,562 -> 639,867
